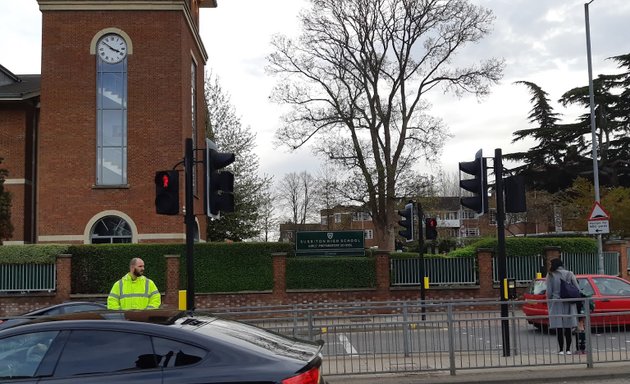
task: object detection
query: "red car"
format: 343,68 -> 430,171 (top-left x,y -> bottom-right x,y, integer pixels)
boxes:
522,274 -> 630,329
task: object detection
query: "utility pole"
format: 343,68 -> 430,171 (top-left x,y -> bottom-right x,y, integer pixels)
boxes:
417,202 -> 426,321
495,148 -> 510,357
184,138 -> 196,311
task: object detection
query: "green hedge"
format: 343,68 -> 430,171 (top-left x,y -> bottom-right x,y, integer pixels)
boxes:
70,242 -> 293,294
448,237 -> 598,258
286,257 -> 376,289
0,245 -> 70,263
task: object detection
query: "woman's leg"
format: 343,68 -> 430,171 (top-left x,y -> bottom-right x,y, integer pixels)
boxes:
564,328 -> 573,352
557,329 -> 564,352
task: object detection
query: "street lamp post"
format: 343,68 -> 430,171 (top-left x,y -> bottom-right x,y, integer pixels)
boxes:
584,0 -> 604,274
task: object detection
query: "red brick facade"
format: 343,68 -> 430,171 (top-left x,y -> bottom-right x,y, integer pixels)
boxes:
1,1 -> 215,245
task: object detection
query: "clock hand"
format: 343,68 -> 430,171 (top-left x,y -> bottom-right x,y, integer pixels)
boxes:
103,42 -> 121,54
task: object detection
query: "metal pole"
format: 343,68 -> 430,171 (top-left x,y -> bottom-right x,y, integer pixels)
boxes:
184,138 -> 196,311
417,202 -> 426,321
585,1 -> 604,274
495,148 -> 510,357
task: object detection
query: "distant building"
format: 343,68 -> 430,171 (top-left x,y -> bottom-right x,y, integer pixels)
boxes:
277,198 -> 557,249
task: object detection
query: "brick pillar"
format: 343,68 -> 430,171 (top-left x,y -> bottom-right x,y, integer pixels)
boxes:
477,248 -> 494,298
604,240 -> 628,279
374,250 -> 390,299
272,253 -> 287,301
56,254 -> 72,303
544,246 -> 561,275
164,255 -> 180,309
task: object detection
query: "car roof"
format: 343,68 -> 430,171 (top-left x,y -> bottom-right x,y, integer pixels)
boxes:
535,274 -> 623,280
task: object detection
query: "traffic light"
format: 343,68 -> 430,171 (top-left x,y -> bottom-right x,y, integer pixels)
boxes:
397,202 -> 414,242
425,218 -> 438,240
204,147 -> 235,218
155,170 -> 179,215
459,149 -> 488,214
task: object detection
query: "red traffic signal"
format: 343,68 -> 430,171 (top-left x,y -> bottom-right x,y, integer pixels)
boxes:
425,218 -> 438,240
155,170 -> 179,215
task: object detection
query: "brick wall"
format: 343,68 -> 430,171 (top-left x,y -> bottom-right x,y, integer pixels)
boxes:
2,241 -> 628,316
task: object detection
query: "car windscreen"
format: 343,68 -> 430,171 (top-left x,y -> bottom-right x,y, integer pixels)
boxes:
593,277 -> 630,296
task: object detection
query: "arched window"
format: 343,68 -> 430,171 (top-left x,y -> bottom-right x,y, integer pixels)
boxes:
90,215 -> 132,244
96,32 -> 128,185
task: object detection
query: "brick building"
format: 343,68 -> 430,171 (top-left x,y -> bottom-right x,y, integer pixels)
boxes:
0,0 -> 217,245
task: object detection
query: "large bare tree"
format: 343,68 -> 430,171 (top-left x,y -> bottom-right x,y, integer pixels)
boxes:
267,0 -> 503,249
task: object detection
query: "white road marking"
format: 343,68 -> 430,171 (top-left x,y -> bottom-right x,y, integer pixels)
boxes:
338,334 -> 358,355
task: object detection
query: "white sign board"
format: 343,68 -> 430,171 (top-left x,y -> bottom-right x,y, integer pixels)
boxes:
588,220 -> 609,234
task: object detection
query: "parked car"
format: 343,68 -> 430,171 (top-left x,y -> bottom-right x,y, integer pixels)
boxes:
0,309 -> 327,383
522,274 -> 630,329
0,301 -> 107,331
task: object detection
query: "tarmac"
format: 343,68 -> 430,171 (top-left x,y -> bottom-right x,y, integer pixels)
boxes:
326,362 -> 630,383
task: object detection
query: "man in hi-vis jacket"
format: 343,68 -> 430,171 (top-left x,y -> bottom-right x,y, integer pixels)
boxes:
107,258 -> 161,310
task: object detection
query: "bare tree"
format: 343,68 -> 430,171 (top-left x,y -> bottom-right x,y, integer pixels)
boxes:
256,180 -> 278,241
278,171 -> 318,225
267,0 -> 503,249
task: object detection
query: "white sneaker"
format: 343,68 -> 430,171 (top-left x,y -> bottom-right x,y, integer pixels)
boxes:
558,351 -> 565,355
566,351 -> 572,355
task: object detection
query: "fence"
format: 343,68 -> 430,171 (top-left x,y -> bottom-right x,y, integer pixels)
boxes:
390,257 -> 477,286
0,264 -> 56,293
211,298 -> 630,376
391,252 -> 622,287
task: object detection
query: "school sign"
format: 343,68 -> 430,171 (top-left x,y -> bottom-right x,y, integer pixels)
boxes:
295,230 -> 365,256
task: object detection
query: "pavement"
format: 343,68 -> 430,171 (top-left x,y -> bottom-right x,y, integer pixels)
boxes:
326,362 -> 630,383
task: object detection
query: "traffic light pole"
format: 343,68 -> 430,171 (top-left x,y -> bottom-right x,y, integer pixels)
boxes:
184,138 -> 196,312
417,202 -> 426,321
495,148 -> 510,357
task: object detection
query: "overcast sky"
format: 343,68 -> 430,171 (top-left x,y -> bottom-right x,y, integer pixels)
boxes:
1,0 -> 629,181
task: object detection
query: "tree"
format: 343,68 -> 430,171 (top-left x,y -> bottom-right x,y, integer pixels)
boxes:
255,181 -> 278,242
267,0 -> 503,249
204,72 -> 271,241
0,157 -> 13,242
278,171 -> 318,225
507,54 -> 630,193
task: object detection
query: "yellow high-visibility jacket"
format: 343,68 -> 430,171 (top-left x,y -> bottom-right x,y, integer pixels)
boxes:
107,273 -> 161,310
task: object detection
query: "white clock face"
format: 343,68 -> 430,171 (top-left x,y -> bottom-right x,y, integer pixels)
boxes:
97,34 -> 127,64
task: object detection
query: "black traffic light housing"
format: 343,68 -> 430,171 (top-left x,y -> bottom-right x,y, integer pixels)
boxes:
204,145 -> 235,218
397,202 -> 415,242
155,170 -> 180,215
459,149 -> 488,214
425,218 -> 438,240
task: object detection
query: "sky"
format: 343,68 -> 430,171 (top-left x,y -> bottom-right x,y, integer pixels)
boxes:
1,0 -> 629,182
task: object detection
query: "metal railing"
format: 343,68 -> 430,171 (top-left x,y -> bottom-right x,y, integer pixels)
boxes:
562,252 -> 619,275
211,298 -> 630,376
391,257 -> 477,286
393,252 -> 621,287
0,263 -> 56,293
492,254 -> 541,283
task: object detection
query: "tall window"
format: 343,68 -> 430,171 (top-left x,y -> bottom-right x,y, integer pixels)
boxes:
96,36 -> 128,185
191,60 -> 197,190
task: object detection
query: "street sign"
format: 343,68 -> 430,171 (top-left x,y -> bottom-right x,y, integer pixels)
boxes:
588,201 -> 610,221
588,220 -> 609,234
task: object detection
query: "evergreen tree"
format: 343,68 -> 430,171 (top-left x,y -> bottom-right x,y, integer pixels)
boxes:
204,72 -> 272,241
0,157 -> 13,242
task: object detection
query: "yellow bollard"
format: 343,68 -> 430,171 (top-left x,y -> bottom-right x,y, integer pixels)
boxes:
178,290 -> 187,310
423,276 -> 430,290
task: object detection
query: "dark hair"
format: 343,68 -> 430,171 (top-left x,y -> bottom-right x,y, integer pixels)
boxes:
549,258 -> 563,272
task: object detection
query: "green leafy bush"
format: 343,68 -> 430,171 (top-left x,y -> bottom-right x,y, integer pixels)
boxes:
286,257 -> 376,289
448,237 -> 597,257
0,245 -> 70,264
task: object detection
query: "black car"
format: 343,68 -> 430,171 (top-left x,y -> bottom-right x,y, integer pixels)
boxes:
0,301 -> 107,331
0,310 -> 326,383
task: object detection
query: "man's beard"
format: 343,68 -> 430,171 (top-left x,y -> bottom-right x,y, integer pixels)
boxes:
133,268 -> 144,277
